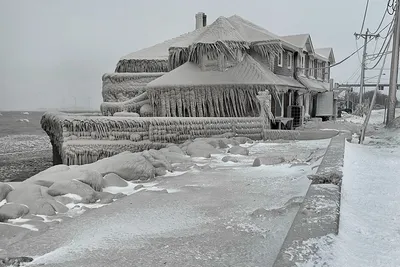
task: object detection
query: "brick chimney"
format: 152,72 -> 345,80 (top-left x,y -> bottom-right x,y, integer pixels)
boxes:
195,12 -> 207,30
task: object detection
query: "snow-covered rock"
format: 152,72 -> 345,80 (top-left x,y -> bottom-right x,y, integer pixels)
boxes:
103,173 -> 128,187
160,151 -> 191,164
166,145 -> 184,155
233,136 -> 253,144
186,141 -> 218,158
27,168 -> 104,191
228,146 -> 249,156
0,182 -> 13,202
6,184 -> 67,216
253,156 -> 285,167
80,152 -> 155,181
146,149 -> 173,171
47,180 -> 98,204
222,156 -> 239,163
0,203 -> 29,222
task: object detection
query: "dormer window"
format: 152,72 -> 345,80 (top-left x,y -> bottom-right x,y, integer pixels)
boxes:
278,51 -> 283,67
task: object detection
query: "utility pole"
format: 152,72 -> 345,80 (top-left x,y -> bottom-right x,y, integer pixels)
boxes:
354,29 -> 380,106
387,1 -> 400,125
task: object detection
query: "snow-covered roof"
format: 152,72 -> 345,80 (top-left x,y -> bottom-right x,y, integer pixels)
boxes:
120,15 -> 282,62
281,34 -> 315,54
297,76 -> 330,92
120,27 -> 207,60
147,54 -> 286,87
315,48 -> 336,64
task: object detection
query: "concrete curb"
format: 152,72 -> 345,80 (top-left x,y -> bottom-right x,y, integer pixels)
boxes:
272,132 -> 349,267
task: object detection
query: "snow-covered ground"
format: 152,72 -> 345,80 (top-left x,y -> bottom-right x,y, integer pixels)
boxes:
0,138 -> 331,266
297,111 -> 400,267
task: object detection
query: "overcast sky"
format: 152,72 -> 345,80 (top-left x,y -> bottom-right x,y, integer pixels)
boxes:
0,0 -> 394,111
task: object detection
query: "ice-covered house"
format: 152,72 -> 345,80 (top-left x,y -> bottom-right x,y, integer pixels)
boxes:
281,34 -> 336,119
102,13 -> 335,125
42,13 -> 336,165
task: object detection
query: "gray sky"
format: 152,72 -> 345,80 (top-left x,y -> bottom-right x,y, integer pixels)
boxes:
0,0 -> 393,111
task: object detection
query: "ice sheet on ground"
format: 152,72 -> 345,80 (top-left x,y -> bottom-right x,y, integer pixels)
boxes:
300,141 -> 400,267
0,222 -> 38,232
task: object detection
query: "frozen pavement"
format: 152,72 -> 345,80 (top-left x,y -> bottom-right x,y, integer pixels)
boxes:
296,139 -> 400,267
0,139 -> 330,267
333,142 -> 400,267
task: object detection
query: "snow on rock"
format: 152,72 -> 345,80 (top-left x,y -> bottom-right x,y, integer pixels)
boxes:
0,203 -> 29,222
5,184 -> 67,216
228,145 -> 249,156
80,152 -> 155,181
22,112 -> 29,115
0,182 -> 13,202
27,168 -> 103,192
165,144 -> 185,154
142,149 -> 173,172
252,156 -> 285,167
186,140 -> 218,158
47,180 -> 98,204
222,156 -> 239,163
160,150 -> 191,164
103,173 -> 129,188
113,112 -> 140,117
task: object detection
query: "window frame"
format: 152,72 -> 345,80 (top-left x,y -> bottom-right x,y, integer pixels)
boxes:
287,52 -> 292,69
278,51 -> 283,67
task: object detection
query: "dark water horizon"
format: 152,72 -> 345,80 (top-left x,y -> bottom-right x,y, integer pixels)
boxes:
0,111 -> 52,182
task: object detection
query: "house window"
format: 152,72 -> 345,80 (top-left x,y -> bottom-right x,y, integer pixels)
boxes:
287,52 -> 292,69
309,60 -> 313,77
300,54 -> 305,75
278,51 -> 283,67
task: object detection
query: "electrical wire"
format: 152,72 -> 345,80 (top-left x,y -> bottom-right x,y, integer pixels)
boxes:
355,38 -> 363,63
359,0 -> 370,38
366,18 -> 394,63
387,0 -> 396,15
371,8 -> 388,34
300,37 -> 375,71
367,32 -> 392,69
345,65 -> 362,84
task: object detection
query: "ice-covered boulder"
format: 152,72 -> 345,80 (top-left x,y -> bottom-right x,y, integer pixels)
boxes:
166,145 -> 185,155
47,180 -> 98,204
27,168 -> 104,192
103,173 -> 128,187
0,182 -> 13,202
253,156 -> 285,167
233,137 -> 253,144
144,149 -> 173,172
0,203 -> 29,222
187,141 -> 218,158
160,151 -> 191,164
222,156 -> 239,163
80,152 -> 155,181
228,146 -> 249,156
6,184 -> 67,215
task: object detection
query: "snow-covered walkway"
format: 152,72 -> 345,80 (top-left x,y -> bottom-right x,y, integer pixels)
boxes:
333,142 -> 400,267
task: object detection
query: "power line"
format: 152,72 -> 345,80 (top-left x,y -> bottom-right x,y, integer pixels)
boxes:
371,7 -> 388,34
359,0 -> 371,37
298,37 -> 375,71
366,18 -> 394,63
